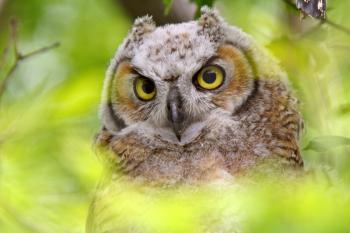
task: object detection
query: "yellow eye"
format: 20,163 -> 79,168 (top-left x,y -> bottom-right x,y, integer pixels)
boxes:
195,65 -> 225,90
134,77 -> 156,101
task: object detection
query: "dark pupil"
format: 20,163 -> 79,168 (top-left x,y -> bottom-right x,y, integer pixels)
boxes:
142,80 -> 154,94
203,70 -> 217,84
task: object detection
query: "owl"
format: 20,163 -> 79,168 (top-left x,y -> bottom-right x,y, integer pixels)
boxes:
96,6 -> 303,185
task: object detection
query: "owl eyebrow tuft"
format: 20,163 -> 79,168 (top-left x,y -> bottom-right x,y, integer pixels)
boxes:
131,65 -> 163,80
204,55 -> 220,65
194,55 -> 220,75
130,66 -> 143,75
163,76 -> 179,82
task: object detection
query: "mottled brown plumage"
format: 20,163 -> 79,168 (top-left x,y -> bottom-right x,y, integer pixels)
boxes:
97,77 -> 302,184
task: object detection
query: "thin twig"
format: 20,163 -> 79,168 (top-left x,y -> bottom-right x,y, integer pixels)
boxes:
20,42 -> 60,59
10,19 -> 19,58
325,19 -> 350,35
282,0 -> 350,36
0,20 -> 60,102
0,42 -> 11,71
0,30 -> 12,71
0,63 -> 18,99
329,45 -> 350,51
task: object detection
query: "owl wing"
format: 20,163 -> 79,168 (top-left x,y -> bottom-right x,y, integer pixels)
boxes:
264,80 -> 304,166
234,79 -> 304,167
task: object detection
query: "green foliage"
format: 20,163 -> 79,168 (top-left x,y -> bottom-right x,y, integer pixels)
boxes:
87,176 -> 350,233
163,0 -> 173,14
304,136 -> 350,152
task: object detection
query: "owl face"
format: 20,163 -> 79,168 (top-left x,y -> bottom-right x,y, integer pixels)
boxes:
101,7 -> 261,145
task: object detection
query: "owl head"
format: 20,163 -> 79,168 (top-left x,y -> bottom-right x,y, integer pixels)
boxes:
99,6 -> 286,145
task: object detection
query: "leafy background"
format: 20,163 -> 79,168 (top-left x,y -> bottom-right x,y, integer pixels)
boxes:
0,0 -> 350,232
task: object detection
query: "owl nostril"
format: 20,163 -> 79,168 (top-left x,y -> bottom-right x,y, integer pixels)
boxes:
167,102 -> 184,141
167,101 -> 183,124
166,86 -> 184,141
166,86 -> 184,123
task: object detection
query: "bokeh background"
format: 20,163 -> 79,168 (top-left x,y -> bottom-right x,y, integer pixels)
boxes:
0,0 -> 350,232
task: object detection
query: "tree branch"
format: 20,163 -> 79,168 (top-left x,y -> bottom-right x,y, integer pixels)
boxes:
0,33 -> 11,72
20,42 -> 60,60
0,0 -> 6,14
0,19 -> 60,102
326,19 -> 350,35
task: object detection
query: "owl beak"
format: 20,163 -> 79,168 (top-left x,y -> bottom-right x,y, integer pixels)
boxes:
168,103 -> 183,141
167,86 -> 184,141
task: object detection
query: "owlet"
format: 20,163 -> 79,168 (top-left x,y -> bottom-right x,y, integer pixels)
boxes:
96,6 -> 303,185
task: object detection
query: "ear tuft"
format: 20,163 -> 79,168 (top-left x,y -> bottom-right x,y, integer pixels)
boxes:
197,6 -> 225,43
130,15 -> 156,43
198,6 -> 222,28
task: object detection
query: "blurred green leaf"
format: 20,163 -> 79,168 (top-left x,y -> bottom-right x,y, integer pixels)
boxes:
304,136 -> 350,152
163,0 -> 173,15
338,103 -> 350,115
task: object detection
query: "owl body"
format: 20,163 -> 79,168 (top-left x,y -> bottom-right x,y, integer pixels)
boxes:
97,7 -> 303,185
